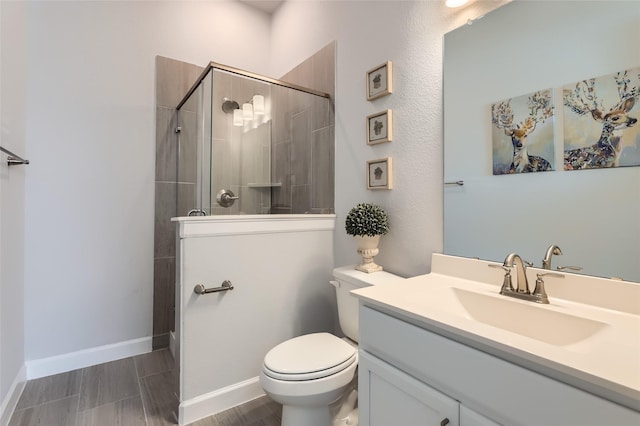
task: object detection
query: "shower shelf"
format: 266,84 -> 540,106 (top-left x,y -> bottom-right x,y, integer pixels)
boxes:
247,183 -> 282,188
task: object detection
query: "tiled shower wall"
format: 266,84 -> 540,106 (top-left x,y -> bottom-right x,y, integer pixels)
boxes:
154,57 -> 203,348
272,42 -> 335,214
152,42 -> 335,348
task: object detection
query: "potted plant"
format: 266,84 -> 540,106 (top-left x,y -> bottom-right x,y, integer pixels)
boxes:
345,203 -> 389,273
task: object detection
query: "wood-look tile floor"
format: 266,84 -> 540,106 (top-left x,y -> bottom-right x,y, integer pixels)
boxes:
9,349 -> 282,426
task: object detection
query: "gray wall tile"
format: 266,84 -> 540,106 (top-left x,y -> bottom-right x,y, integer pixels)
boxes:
153,258 -> 175,338
155,56 -> 203,109
312,125 -> 335,211
176,182 -> 195,217
177,110 -> 198,184
154,182 -> 176,259
291,111 -> 310,186
155,107 -> 178,182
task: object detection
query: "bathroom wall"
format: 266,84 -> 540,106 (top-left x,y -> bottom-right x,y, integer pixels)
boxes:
0,1 -> 28,421
270,1 -> 509,277
21,0 -> 272,375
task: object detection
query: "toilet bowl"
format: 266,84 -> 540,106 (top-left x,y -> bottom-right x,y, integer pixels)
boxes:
260,266 -> 402,426
260,333 -> 358,426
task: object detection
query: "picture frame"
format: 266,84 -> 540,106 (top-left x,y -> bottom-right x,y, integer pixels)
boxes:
367,157 -> 393,190
367,110 -> 393,145
366,61 -> 393,101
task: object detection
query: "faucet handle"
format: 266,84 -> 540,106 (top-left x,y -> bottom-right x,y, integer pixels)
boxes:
488,264 -> 514,293
532,272 -> 565,304
556,265 -> 583,272
488,264 -> 510,272
537,272 -> 565,279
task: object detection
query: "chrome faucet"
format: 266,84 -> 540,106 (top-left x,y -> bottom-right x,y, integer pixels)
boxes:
503,253 -> 530,293
542,244 -> 562,269
489,253 -> 564,304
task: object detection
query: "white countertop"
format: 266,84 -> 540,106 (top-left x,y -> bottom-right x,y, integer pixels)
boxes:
352,254 -> 640,411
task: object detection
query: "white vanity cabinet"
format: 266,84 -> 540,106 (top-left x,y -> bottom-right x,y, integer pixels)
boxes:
357,305 -> 640,426
359,350 -> 497,426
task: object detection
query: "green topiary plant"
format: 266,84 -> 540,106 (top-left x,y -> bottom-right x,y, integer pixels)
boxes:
345,203 -> 389,237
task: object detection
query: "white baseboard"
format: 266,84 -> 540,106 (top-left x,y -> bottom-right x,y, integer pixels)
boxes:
0,364 -> 26,426
25,336 -> 152,380
178,377 -> 265,425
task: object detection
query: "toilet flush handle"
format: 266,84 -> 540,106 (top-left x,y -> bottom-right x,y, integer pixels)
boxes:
329,280 -> 340,288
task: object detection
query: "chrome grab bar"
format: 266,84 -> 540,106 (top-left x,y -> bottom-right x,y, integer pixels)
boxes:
194,280 -> 234,295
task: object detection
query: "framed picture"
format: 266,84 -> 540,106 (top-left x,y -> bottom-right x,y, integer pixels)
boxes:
491,89 -> 555,175
367,157 -> 393,190
563,67 -> 640,170
367,110 -> 393,145
366,61 -> 393,100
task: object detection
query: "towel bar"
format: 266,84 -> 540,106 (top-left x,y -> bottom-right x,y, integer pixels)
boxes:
194,280 -> 234,295
0,146 -> 29,166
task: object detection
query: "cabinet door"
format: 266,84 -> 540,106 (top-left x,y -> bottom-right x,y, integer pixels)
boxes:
460,406 -> 501,426
359,351 -> 459,426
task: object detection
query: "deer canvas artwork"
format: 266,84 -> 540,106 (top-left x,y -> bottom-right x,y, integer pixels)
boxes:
563,68 -> 640,170
491,89 -> 555,175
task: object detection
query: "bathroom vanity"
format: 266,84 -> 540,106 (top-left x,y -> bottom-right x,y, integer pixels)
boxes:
353,254 -> 640,426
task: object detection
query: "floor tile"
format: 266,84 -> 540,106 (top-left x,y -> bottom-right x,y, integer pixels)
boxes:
188,416 -> 219,426
9,395 -> 78,426
76,395 -> 146,426
78,358 -> 140,411
9,351 -> 280,426
235,396 -> 281,424
193,396 -> 281,426
16,369 -> 82,410
140,370 -> 178,426
135,349 -> 174,378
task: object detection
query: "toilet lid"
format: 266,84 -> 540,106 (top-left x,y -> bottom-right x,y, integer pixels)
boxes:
263,333 -> 357,380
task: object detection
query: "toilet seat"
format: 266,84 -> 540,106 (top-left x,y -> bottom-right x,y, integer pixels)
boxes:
263,333 -> 357,381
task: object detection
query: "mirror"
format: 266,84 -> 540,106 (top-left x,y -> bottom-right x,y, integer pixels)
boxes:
443,1 -> 640,282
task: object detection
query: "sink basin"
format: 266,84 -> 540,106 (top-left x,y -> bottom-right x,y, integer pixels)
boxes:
351,254 -> 640,410
452,287 -> 609,346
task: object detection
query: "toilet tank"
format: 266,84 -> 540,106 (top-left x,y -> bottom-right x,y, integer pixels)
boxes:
332,266 -> 404,342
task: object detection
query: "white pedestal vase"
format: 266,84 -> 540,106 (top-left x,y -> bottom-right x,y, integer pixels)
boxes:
354,235 -> 383,273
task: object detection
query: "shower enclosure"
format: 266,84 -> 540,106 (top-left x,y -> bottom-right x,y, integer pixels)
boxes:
175,62 -> 334,216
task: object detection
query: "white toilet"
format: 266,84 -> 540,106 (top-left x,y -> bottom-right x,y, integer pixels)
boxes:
260,266 -> 401,426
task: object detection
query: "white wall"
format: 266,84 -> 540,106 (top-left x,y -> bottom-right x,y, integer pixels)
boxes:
22,0 -> 271,367
0,0 -> 28,419
271,0 -> 510,277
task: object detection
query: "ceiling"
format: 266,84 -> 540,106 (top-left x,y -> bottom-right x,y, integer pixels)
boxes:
239,0 -> 284,14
